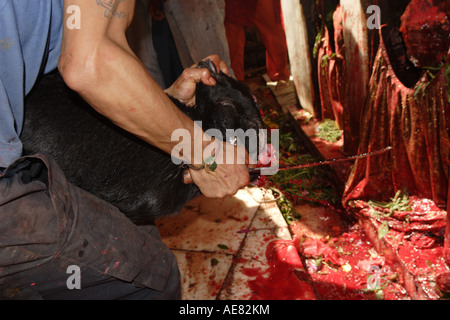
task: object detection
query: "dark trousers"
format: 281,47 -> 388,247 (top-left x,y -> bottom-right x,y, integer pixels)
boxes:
0,154 -> 181,300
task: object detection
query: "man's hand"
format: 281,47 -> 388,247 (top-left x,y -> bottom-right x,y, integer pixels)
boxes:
164,54 -> 229,106
183,140 -> 250,198
168,57 -> 250,198
169,57 -> 249,198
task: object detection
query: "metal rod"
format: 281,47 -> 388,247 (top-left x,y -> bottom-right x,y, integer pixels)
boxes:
249,146 -> 392,175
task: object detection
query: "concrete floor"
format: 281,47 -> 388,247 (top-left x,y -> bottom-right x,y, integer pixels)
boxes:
156,186 -> 295,300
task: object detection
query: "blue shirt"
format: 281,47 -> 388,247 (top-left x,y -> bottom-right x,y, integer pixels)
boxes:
0,0 -> 63,168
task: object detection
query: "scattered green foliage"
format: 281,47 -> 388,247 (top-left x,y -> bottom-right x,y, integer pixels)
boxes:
377,221 -> 390,240
414,61 -> 449,102
321,53 -> 337,68
210,258 -> 219,267
279,131 -> 301,154
320,53 -> 337,76
315,119 -> 342,143
362,274 -> 389,300
268,154 -> 339,208
368,189 -> 412,240
217,244 -> 229,250
259,102 -> 339,226
368,189 -> 412,217
271,188 -> 300,225
313,25 -> 323,59
413,81 -> 430,101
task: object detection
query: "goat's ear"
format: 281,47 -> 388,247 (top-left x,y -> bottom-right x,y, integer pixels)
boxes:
196,58 -> 218,78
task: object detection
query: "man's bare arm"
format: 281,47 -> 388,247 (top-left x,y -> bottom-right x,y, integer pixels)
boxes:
58,0 -> 249,197
59,0 -> 196,156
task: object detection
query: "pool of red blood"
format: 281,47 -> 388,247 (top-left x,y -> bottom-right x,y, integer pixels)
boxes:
242,195 -> 446,300
299,225 -> 409,300
242,239 -> 316,300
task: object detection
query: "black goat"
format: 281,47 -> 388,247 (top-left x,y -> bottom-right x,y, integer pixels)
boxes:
21,60 -> 265,225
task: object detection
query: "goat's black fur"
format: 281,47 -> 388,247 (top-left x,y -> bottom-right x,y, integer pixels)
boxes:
21,60 -> 264,225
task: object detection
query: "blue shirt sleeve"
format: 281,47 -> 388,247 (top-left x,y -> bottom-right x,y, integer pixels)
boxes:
0,0 -> 62,168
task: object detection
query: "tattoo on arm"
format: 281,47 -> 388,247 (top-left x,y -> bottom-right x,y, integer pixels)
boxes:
96,0 -> 126,18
